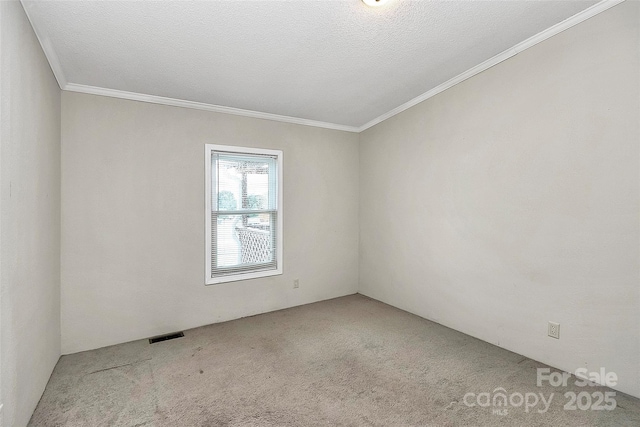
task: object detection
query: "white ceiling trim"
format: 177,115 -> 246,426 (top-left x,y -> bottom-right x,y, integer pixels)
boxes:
22,0 -> 623,134
21,0 -> 67,88
356,0 -> 625,132
21,0 -> 357,133
64,83 -> 361,133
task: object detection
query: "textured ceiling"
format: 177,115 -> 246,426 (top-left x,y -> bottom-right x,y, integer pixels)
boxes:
23,0 -> 600,129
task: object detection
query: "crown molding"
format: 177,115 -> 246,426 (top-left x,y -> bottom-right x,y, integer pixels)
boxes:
20,1 -> 357,132
20,0 -> 67,89
64,83 -> 360,133
22,0 -> 622,134
357,0 -> 625,132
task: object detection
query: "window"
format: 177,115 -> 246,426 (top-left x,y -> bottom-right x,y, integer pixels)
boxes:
205,144 -> 283,284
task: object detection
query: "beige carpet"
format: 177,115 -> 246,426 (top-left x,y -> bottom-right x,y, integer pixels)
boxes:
29,294 -> 639,426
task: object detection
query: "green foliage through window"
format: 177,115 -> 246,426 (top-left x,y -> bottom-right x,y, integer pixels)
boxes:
218,191 -> 237,210
246,194 -> 266,210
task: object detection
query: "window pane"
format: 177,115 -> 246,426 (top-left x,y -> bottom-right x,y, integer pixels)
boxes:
213,212 -> 277,271
216,154 -> 276,212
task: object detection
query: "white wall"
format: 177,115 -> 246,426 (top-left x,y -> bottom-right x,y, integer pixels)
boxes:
359,1 -> 639,398
0,1 -> 62,426
61,92 -> 359,354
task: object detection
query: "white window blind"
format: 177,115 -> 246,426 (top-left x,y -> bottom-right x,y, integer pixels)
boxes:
205,145 -> 283,284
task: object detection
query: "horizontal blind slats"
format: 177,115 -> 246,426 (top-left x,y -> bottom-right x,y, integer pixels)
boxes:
210,150 -> 279,279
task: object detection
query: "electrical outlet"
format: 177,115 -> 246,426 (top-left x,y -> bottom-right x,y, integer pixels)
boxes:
293,279 -> 299,289
548,322 -> 560,339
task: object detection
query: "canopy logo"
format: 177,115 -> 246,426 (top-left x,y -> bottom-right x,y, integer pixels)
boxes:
463,389 -> 553,416
462,367 -> 617,416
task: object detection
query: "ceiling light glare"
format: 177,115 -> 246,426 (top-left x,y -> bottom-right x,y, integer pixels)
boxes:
362,0 -> 390,7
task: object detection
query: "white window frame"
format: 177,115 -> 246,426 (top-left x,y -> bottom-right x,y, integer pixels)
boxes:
205,144 -> 283,285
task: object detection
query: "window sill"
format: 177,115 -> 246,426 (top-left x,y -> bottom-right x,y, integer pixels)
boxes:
205,268 -> 283,285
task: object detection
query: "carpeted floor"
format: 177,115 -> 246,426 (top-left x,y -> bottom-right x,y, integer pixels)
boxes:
29,294 -> 639,426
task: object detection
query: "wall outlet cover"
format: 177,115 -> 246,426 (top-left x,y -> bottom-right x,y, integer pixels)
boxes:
548,321 -> 560,339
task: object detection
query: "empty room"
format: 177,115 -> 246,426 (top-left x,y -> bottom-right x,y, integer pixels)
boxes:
1,0 -> 639,425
